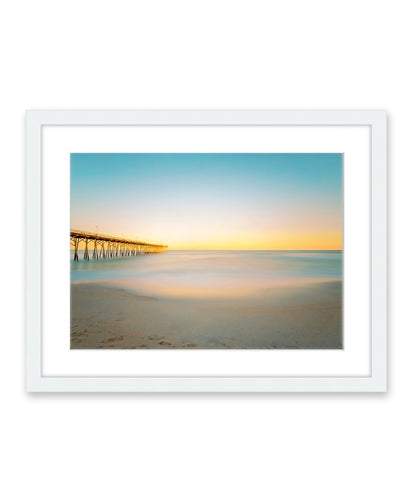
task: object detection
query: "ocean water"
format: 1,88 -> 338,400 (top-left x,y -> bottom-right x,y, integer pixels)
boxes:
71,250 -> 342,300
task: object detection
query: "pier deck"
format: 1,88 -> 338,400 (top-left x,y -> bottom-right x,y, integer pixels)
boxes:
70,229 -> 168,260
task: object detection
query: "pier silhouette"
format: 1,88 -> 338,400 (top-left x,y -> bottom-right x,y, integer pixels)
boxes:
70,229 -> 168,261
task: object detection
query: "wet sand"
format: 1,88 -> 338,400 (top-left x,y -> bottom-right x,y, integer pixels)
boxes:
70,281 -> 342,349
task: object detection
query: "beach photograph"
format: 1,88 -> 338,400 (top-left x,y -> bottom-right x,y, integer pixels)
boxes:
70,153 -> 343,349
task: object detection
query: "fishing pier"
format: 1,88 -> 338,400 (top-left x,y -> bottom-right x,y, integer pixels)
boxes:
71,229 -> 168,261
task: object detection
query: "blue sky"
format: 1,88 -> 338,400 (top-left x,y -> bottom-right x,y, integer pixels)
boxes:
70,153 -> 343,249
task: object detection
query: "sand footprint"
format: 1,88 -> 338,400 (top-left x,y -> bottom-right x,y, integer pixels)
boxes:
146,335 -> 161,341
102,335 -> 126,344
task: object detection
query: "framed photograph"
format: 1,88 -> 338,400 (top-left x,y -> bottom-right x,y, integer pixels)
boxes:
26,110 -> 387,392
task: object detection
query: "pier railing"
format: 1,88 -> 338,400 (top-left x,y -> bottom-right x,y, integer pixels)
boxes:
70,229 -> 168,261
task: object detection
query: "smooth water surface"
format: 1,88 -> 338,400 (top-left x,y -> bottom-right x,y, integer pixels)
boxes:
71,250 -> 342,299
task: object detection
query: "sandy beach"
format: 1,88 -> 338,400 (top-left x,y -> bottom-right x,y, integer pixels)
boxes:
70,281 -> 342,349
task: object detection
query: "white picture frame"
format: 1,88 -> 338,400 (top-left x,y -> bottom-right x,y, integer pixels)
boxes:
26,110 -> 387,392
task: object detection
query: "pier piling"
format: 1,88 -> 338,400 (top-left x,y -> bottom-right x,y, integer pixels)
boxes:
70,229 -> 167,261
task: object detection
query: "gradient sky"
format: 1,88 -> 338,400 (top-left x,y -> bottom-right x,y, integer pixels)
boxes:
70,153 -> 343,250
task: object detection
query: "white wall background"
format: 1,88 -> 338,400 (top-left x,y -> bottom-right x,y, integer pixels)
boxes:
0,1 -> 412,498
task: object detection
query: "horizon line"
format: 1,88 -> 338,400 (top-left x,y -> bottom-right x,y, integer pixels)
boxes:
160,248 -> 343,251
